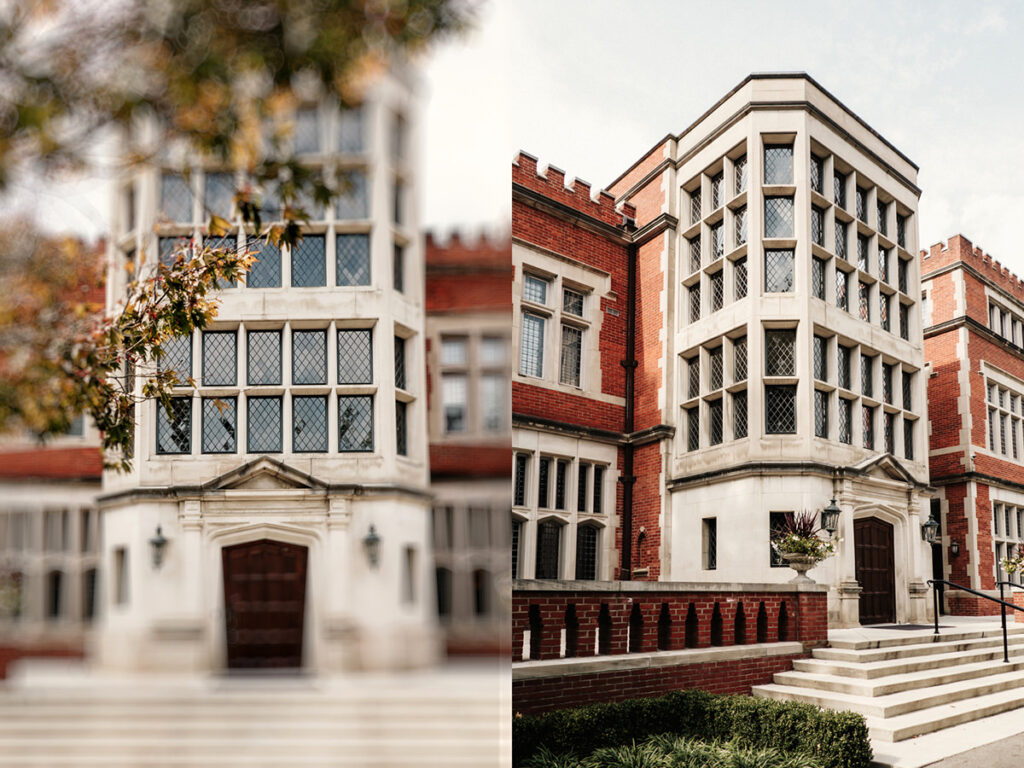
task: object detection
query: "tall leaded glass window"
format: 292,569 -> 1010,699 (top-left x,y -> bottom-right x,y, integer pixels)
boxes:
535,521 -> 561,579
686,406 -> 699,451
292,330 -> 327,385
859,281 -> 870,322
734,206 -> 747,246
336,234 -> 371,286
735,257 -> 748,300
156,398 -> 192,454
814,390 -> 829,438
813,335 -> 827,381
247,396 -> 282,453
836,269 -> 849,311
202,397 -> 236,453
733,390 -> 748,439
839,398 -> 852,444
396,400 -> 408,455
247,330 -> 281,385
764,197 -> 794,238
555,460 -> 568,510
897,213 -> 908,248
560,325 -> 583,387
763,145 -> 793,185
879,248 -> 890,284
765,330 -> 795,377
577,463 -> 589,512
899,302 -> 910,341
857,234 -> 869,272
898,258 -> 909,295
291,234 -> 326,287
734,336 -> 747,382
203,331 -> 236,386
881,293 -> 891,331
810,154 -> 823,194
882,363 -> 894,405
904,419 -> 915,460
575,526 -> 598,581
765,385 -> 796,434
689,283 -> 701,322
593,466 -> 604,513
442,374 -> 466,432
709,400 -> 723,445
884,412 -> 895,453
838,345 -> 851,389
563,288 -> 584,316
687,356 -> 700,399
335,170 -> 368,220
292,395 -> 328,452
338,329 -> 373,384
159,236 -> 183,268
394,336 -> 407,389
689,235 -> 701,273
710,271 -> 724,312
764,249 -> 794,293
709,348 -> 723,390
834,170 -> 847,209
159,334 -> 192,385
903,371 -> 913,411
877,201 -> 888,236
734,154 -> 747,194
338,105 -> 363,153
204,171 -> 234,217
811,205 -> 824,246
537,457 -> 550,508
338,395 -> 373,452
294,106 -> 319,153
835,219 -> 848,260
160,173 -> 192,223
856,187 -> 867,222
711,172 -> 723,210
861,354 -> 874,397
520,313 -> 545,377
247,239 -> 281,288
711,222 -> 724,259
812,256 -> 826,300
514,454 -> 528,507
863,405 -> 875,449
690,187 -> 702,224
393,243 -> 404,293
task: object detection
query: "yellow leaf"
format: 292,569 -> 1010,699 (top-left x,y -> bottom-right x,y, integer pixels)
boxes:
208,215 -> 232,237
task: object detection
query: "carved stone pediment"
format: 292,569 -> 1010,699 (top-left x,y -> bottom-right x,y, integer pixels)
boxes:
202,456 -> 327,492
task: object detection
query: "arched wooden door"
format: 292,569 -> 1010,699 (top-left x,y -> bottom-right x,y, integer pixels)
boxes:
222,539 -> 308,669
854,517 -> 896,625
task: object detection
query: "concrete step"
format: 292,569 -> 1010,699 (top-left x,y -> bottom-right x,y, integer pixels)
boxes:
753,666 -> 1024,719
792,641 -> 1024,679
827,625 -> 1024,651
863,685 -> 1024,742
812,632 -> 1024,663
770,656 -> 1024,697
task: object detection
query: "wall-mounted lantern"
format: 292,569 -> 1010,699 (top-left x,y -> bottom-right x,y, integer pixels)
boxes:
950,539 -> 961,557
921,517 -> 940,544
363,524 -> 381,569
820,498 -> 841,537
149,526 -> 168,568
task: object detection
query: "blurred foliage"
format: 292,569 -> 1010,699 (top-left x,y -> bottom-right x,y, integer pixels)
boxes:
0,0 -> 473,468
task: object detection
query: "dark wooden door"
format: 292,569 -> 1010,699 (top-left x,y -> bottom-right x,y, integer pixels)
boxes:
222,539 -> 308,669
854,518 -> 896,625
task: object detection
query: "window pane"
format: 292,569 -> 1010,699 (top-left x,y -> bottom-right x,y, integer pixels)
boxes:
394,336 -> 406,389
247,331 -> 281,386
734,390 -> 748,439
709,400 -> 723,445
560,325 -> 582,386
520,313 -> 545,377
711,172 -> 723,210
514,454 -> 528,507
441,337 -> 467,366
863,405 -> 875,449
764,249 -> 794,293
575,527 -> 598,580
204,172 -> 234,217
480,337 -> 506,367
159,236 -> 186,268
836,269 -> 849,311
480,373 -> 505,432
294,107 -> 319,153
203,332 -> 236,386
159,334 -> 192,384
813,335 -> 827,381
524,275 -> 547,304
202,397 -> 236,453
709,348 -> 723,390
904,420 -> 915,460
734,337 -> 747,382
765,385 -> 796,433
811,206 -> 824,246
734,155 -> 747,194
335,170 -> 368,220
735,206 -> 747,246
393,243 -> 404,293
687,406 -> 699,451
292,330 -> 327,385
689,236 -> 701,273
338,395 -> 374,452
859,281 -> 870,321
443,374 -> 467,432
577,463 -> 589,512
396,400 -> 407,455
338,329 -> 373,384
689,283 -> 701,321
763,145 -> 793,185
764,197 -> 794,238
160,173 -> 192,223
535,522 -> 561,579
711,221 -> 724,258
338,105 -> 363,153
834,171 -> 847,209
336,234 -> 370,286
710,271 -> 724,312
839,398 -> 852,443
835,220 -> 848,259
862,354 -> 874,397
687,357 -> 700,398
292,395 -> 327,452
593,466 -> 604,513
247,239 -> 281,288
810,155 -> 823,194
765,330 -> 795,377
291,234 -> 326,287
815,390 -> 829,438
563,288 -> 584,316
156,398 -> 191,454
690,188 -> 702,224
247,396 -> 282,452
735,257 -> 747,300
812,257 -> 825,300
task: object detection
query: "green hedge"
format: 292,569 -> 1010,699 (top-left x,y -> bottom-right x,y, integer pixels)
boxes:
513,690 -> 871,768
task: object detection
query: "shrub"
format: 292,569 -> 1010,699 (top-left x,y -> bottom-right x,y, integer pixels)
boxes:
513,690 -> 871,768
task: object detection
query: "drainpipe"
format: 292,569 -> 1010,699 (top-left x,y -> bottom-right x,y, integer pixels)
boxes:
620,216 -> 637,579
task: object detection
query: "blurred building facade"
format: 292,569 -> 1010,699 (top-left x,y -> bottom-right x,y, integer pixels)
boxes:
425,231 -> 511,654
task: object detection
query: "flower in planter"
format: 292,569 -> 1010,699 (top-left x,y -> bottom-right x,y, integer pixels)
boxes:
1002,545 -> 1024,575
771,510 -> 837,565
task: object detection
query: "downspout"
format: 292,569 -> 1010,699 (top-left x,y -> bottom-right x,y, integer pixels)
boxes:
620,215 -> 638,579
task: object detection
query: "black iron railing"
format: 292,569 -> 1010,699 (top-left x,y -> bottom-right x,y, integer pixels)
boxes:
928,578 -> 1024,663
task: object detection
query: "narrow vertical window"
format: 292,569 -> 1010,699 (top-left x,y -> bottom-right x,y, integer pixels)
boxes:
555,460 -> 568,511
839,398 -> 852,444
734,206 -> 747,247
535,522 -> 561,579
763,145 -> 793,185
734,257 -> 748,300
709,400 -> 723,445
810,155 -> 823,194
834,170 -> 847,209
702,518 -> 717,570
577,463 -> 589,513
733,390 -> 748,439
836,269 -> 849,311
814,390 -> 829,438
575,527 -> 598,581
338,395 -> 374,452
710,271 -> 724,312
813,335 -> 828,381
904,420 -> 915,460
711,172 -> 724,210
519,313 -> 545,377
734,154 -> 747,194
734,336 -> 747,382
395,400 -> 407,456
764,249 -> 794,293
560,325 -> 583,387
689,283 -> 701,322
394,336 -> 406,389
687,406 -> 699,450
811,205 -> 824,246
513,454 -> 528,507
537,457 -> 550,508
593,466 -> 604,514
835,220 -> 848,259
812,256 -> 826,300
393,243 -> 404,293
863,405 -> 875,449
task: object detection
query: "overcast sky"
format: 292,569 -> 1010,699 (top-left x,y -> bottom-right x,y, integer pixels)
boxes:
500,0 -> 1024,272
13,0 -> 1024,271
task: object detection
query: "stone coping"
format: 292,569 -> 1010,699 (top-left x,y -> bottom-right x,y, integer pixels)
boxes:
512,641 -> 806,680
513,579 -> 828,594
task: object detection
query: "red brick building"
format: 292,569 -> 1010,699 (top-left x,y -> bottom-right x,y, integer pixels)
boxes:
923,234 -> 1024,614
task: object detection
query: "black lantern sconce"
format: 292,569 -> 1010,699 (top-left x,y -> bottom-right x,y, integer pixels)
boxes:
363,524 -> 381,569
820,498 -> 841,537
950,539 -> 961,557
149,526 -> 168,568
921,517 -> 940,544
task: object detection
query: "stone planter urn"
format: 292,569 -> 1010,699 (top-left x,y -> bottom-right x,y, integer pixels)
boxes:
781,553 -> 818,584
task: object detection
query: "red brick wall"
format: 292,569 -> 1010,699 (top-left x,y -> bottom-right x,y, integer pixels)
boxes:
630,442 -> 663,579
0,645 -> 84,679
607,140 -> 669,200
513,652 -> 803,715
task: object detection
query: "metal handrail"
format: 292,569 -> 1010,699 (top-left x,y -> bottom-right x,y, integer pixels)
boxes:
928,578 -> 1024,663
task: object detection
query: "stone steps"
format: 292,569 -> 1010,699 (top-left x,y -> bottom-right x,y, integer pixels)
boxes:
753,626 -> 1024,743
